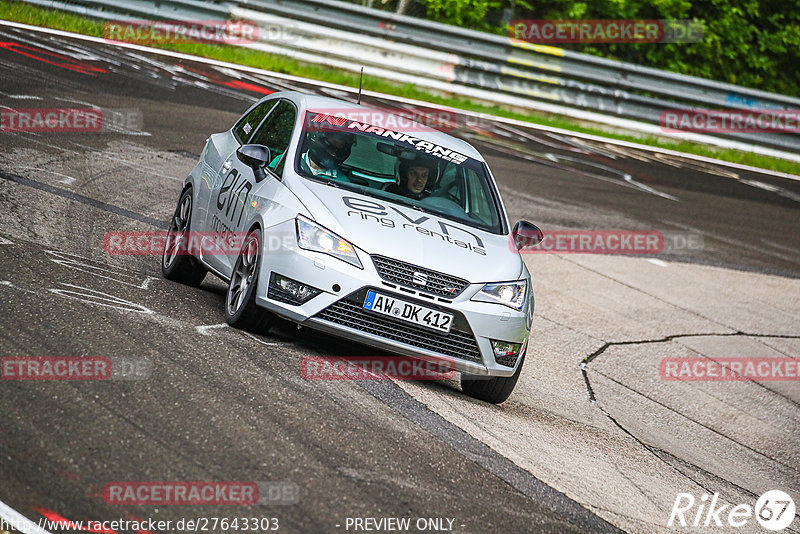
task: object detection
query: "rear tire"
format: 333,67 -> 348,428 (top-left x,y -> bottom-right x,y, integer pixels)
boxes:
461,355 -> 525,404
162,187 -> 206,287
224,229 -> 273,334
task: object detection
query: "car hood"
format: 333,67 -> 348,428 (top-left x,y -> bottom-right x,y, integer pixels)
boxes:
292,179 -> 523,284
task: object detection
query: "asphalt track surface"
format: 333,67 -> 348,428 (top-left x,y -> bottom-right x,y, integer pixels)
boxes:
0,23 -> 798,534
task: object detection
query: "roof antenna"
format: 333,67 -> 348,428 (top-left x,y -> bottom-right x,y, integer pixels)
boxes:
357,67 -> 364,105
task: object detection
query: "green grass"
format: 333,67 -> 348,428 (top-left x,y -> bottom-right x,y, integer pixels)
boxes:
2,0 -> 799,176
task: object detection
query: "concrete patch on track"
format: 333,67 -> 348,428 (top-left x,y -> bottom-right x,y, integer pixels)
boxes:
395,254 -> 800,533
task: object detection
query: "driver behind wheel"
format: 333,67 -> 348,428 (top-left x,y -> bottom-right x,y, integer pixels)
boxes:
387,157 -> 438,200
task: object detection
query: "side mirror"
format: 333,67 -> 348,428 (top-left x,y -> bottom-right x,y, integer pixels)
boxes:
512,221 -> 544,251
237,144 -> 271,183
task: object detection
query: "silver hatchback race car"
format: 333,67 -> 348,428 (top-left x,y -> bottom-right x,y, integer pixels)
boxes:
162,91 -> 543,403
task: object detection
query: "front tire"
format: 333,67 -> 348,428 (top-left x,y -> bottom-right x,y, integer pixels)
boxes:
162,187 -> 206,287
224,229 -> 273,334
460,355 -> 525,404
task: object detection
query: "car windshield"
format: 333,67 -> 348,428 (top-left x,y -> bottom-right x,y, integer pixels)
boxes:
294,113 -> 504,234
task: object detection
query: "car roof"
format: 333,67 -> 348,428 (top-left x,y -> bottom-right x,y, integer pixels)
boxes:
275,91 -> 485,162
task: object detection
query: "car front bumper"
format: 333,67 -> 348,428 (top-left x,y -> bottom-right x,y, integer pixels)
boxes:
254,220 -> 531,377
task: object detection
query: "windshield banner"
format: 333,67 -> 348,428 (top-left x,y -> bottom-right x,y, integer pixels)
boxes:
305,112 -> 469,165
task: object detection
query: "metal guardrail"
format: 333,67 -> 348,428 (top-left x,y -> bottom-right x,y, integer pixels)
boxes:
19,0 -> 800,153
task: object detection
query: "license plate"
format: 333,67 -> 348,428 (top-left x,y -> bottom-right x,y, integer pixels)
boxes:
363,290 -> 453,333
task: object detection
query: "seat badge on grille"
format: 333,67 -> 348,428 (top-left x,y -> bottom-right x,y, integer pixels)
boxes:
412,272 -> 428,286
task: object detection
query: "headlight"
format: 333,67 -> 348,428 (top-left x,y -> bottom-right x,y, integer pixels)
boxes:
472,280 -> 527,310
295,215 -> 362,269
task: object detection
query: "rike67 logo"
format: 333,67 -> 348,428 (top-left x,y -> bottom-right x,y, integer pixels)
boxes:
668,490 -> 796,530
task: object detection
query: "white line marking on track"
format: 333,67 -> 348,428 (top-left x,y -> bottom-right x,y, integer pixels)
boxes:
648,259 -> 668,267
52,96 -> 98,108
0,92 -> 42,100
0,499 -> 52,534
739,178 -> 800,202
241,331 -> 289,346
0,280 -> 37,294
760,239 -> 799,254
45,250 -> 152,289
17,167 -> 77,185
48,283 -> 154,313
195,324 -> 289,346
623,174 -> 679,201
141,276 -> 158,290
195,323 -> 229,335
1,19 -> 798,180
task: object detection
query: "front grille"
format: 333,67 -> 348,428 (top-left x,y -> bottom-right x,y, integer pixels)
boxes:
315,292 -> 482,364
371,255 -> 469,298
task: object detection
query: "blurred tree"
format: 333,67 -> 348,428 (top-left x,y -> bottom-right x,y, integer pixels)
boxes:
412,0 -> 800,96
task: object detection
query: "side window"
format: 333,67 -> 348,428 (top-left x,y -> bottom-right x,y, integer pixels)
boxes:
233,100 -> 277,144
249,100 -> 297,171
